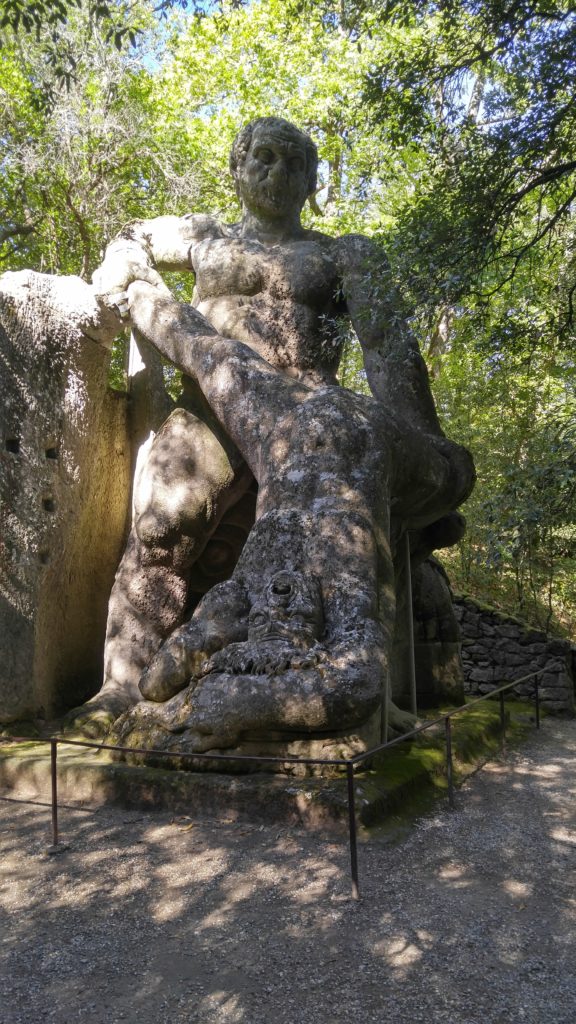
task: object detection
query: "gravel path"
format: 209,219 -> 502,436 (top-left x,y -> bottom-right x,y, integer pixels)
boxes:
1,718 -> 575,1024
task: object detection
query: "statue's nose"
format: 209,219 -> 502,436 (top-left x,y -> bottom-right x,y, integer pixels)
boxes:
269,159 -> 288,184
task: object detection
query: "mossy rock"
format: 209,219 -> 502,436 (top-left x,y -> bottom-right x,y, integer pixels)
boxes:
356,701 -> 536,828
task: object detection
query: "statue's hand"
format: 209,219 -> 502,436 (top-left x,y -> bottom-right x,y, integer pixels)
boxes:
102,289 -> 131,322
92,242 -> 171,319
139,620 -> 213,703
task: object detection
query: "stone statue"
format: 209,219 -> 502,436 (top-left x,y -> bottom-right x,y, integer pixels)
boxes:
411,556 -> 465,708
67,116 -> 474,754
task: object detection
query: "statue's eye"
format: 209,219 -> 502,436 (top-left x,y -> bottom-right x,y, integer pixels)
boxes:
256,148 -> 274,165
251,613 -> 267,626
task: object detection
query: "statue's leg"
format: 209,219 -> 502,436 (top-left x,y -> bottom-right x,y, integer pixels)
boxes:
98,529 -> 192,713
112,501 -> 395,752
65,408 -> 251,736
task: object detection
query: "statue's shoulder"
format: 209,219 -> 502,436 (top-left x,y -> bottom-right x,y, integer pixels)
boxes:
181,213 -> 226,241
330,232 -> 391,278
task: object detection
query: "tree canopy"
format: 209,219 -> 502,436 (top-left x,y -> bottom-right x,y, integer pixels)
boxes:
2,0 -> 575,633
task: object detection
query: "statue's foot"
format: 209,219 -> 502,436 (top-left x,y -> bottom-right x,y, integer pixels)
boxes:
62,692 -> 137,739
106,679 -> 237,755
139,645 -> 192,703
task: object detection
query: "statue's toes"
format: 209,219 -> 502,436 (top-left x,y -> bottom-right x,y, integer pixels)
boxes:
61,702 -> 120,739
387,702 -> 418,738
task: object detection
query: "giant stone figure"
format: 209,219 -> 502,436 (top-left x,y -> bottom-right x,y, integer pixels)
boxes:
67,116 -> 474,760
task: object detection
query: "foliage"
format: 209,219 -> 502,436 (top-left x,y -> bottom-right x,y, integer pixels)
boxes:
352,2 -> 576,323
0,7 -> 201,277
2,0 -> 575,633
435,284 -> 576,634
0,1 -> 149,91
0,1 -> 222,89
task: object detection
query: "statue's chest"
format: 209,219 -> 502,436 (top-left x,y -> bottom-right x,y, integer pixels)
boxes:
190,238 -> 339,305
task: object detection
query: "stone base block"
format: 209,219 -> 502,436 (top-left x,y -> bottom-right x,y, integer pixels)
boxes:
0,740 -> 356,831
112,708 -> 383,778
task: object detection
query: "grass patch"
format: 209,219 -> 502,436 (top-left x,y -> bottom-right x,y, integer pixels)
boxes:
356,700 -> 538,831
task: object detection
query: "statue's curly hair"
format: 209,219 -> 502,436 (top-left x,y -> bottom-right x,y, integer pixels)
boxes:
229,117 -> 318,197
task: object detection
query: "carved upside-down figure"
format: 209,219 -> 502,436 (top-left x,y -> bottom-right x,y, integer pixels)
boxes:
106,281 -> 473,756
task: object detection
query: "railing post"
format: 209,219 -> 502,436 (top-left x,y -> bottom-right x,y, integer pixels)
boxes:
346,762 -> 360,900
535,673 -> 541,729
445,716 -> 455,810
50,738 -> 59,847
499,690 -> 506,756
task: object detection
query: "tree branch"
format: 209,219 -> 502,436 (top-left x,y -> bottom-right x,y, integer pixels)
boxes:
0,221 -> 36,245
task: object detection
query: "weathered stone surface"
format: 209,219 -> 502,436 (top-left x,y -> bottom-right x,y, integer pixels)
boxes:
108,313 -> 469,756
479,622 -> 497,637
414,641 -> 464,708
521,642 -> 546,654
408,557 -> 464,707
0,271 -> 127,721
496,624 -> 523,639
524,629 -> 547,643
64,117 -> 475,759
469,667 -> 495,684
500,653 -> 530,668
548,639 -> 571,656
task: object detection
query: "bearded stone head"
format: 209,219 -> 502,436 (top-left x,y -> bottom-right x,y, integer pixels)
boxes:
229,117 -> 318,217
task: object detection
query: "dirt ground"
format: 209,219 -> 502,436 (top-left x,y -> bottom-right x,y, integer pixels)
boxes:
1,717 -> 575,1024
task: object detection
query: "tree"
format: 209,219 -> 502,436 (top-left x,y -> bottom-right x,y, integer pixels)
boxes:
347,2 -> 576,321
0,1 -> 152,92
3,0 -> 575,631
0,8 -> 200,278
433,274 -> 576,633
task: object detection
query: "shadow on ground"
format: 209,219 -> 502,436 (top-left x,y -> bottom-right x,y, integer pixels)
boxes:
1,719 -> 575,1024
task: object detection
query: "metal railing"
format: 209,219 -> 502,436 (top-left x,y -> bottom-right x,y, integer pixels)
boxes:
1,670 -> 542,898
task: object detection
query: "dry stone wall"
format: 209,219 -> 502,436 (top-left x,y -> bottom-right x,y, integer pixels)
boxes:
454,595 -> 575,715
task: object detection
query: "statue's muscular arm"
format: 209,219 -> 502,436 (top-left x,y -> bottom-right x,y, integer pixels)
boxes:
92,214 -> 223,305
333,233 -> 443,436
334,233 -> 475,518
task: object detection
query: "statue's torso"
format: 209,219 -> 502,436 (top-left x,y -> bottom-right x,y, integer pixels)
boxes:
188,227 -> 346,386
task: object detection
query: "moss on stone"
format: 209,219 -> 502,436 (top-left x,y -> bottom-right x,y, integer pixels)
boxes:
356,701 -> 535,828
0,702 -> 539,832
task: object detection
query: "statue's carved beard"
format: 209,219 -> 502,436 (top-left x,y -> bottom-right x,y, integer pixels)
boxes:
202,638 -> 322,678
